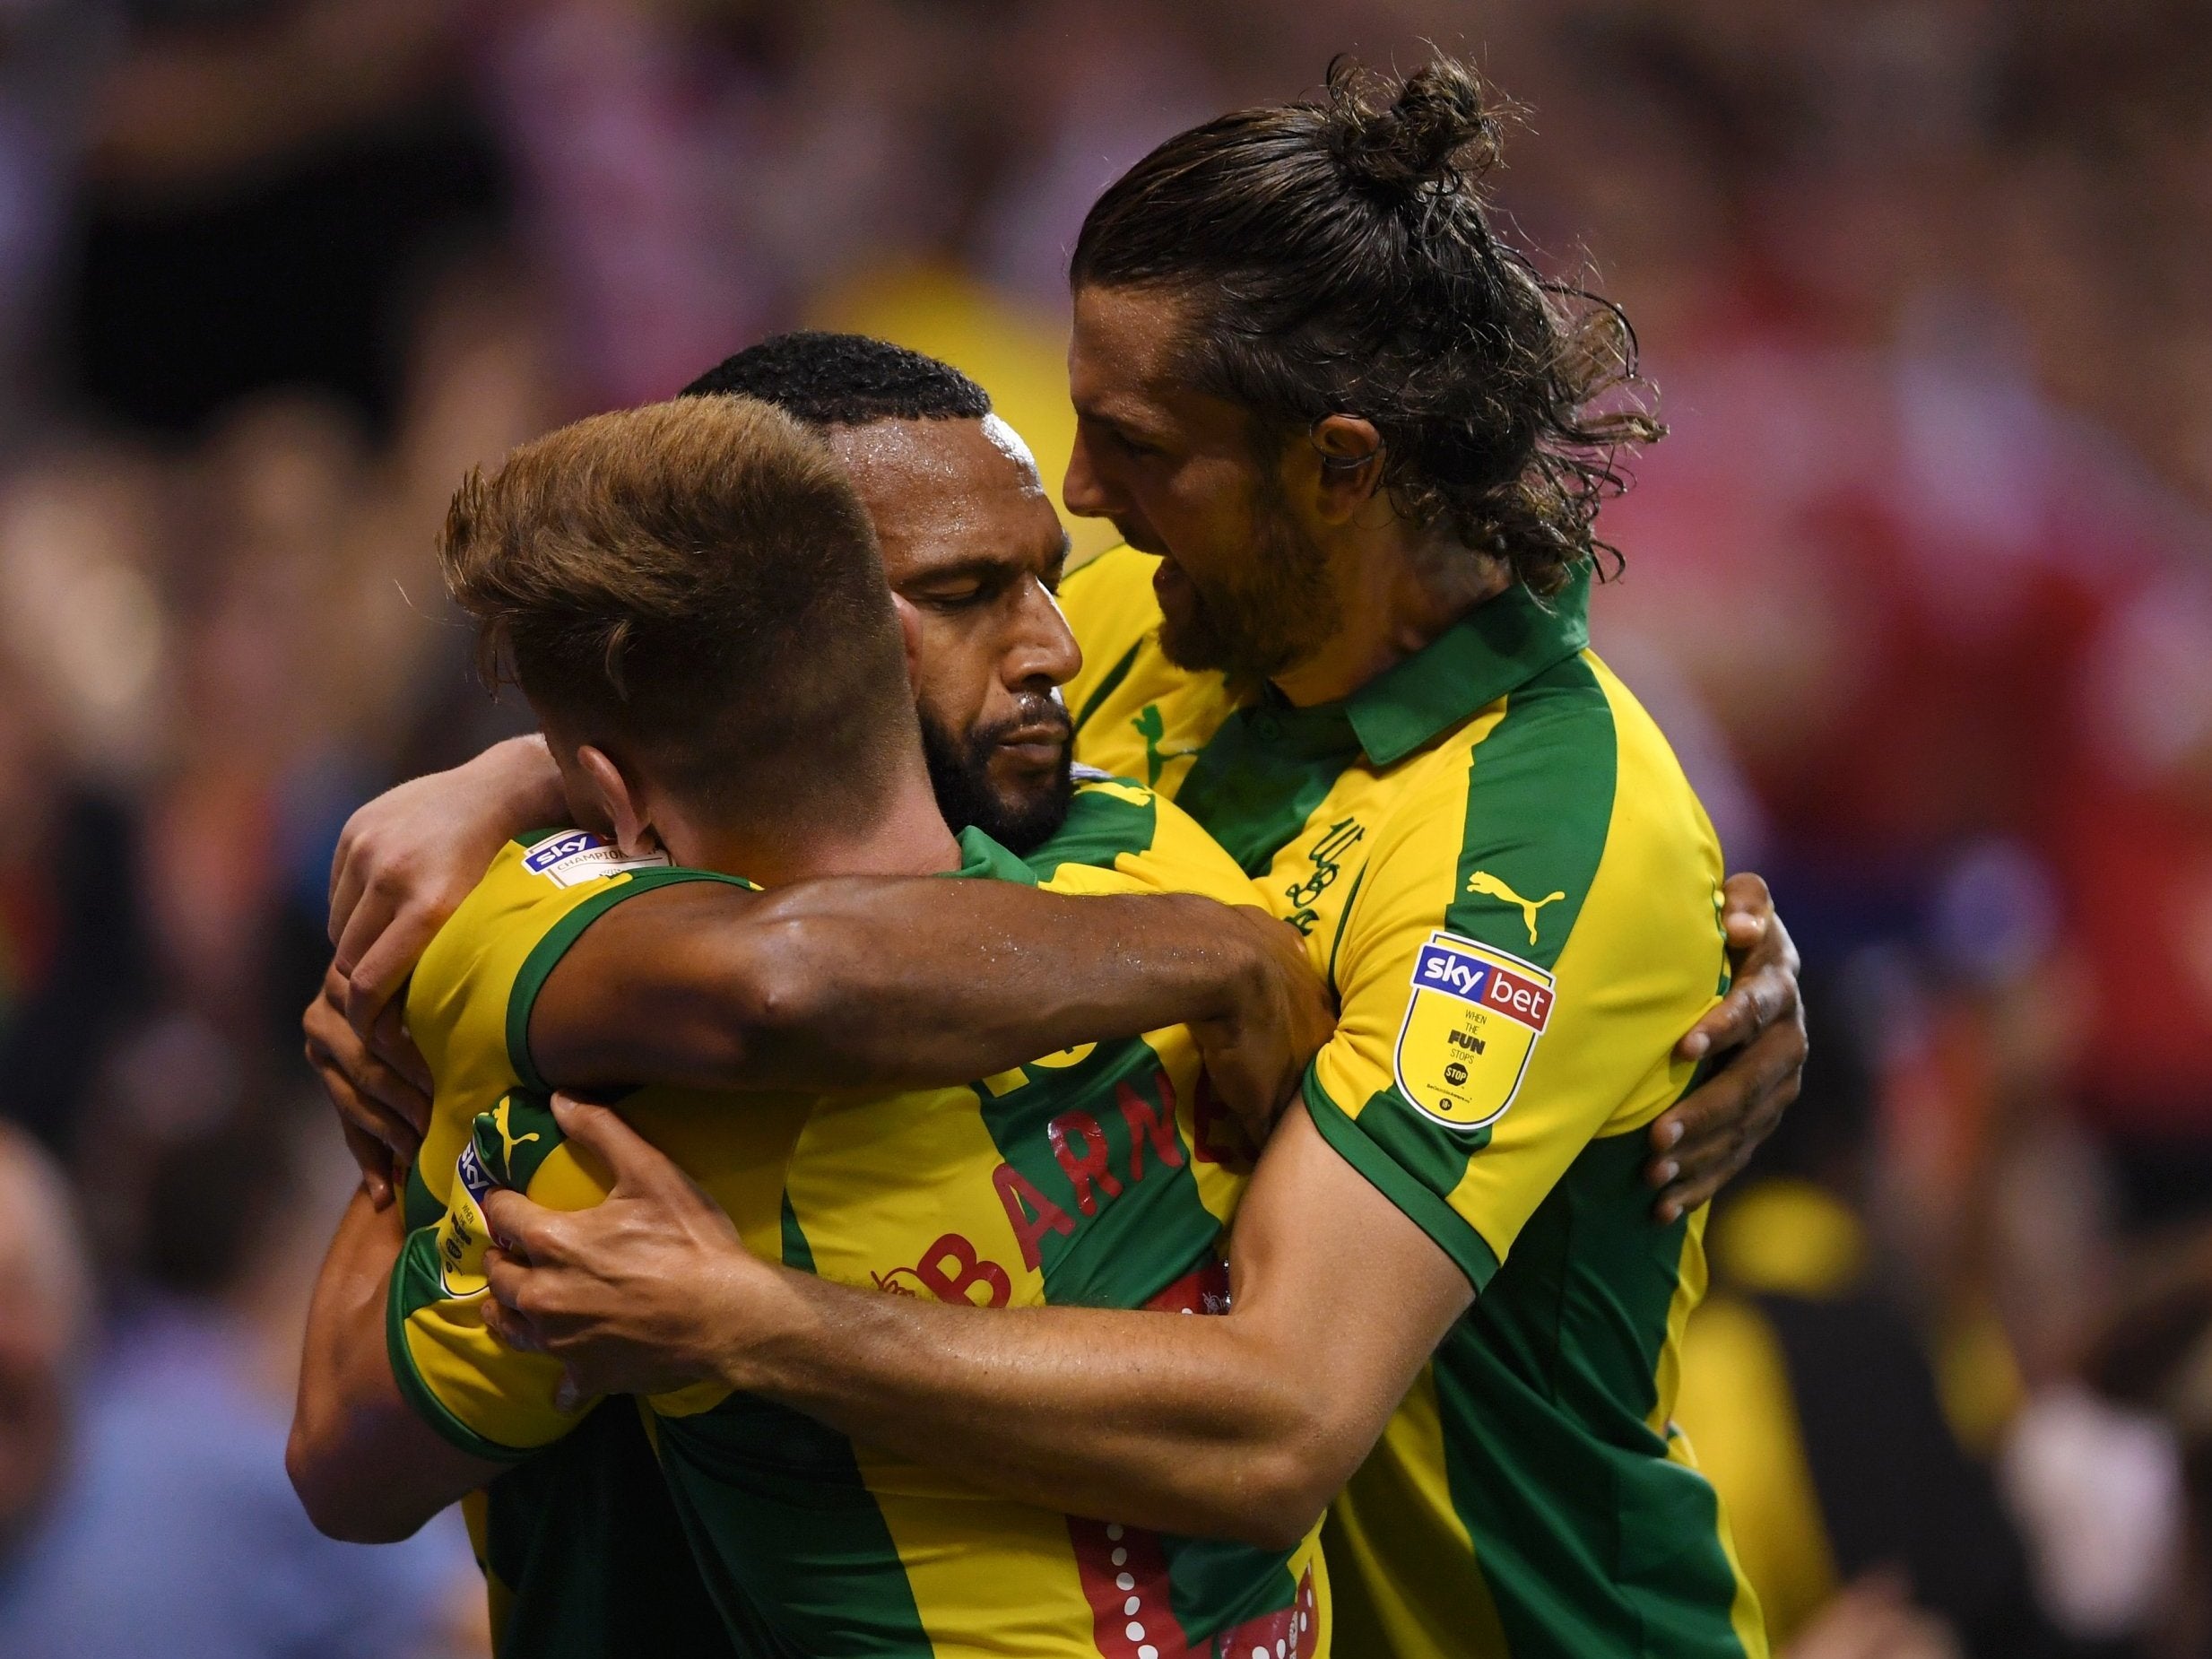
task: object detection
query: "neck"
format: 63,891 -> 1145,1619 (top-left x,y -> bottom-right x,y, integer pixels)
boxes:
1270,526 -> 1511,708
669,761 -> 962,886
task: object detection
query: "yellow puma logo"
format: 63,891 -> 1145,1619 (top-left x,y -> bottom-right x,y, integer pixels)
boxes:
1465,871 -> 1566,945
490,1099 -> 542,1169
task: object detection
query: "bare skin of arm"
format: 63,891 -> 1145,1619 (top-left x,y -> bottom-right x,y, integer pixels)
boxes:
310,738 -> 1804,1216
286,1187 -> 505,1543
478,1097 -> 1470,1550
526,878 -> 1325,1125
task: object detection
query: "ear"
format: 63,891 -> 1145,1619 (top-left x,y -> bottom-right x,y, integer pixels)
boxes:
893,594 -> 925,696
574,744 -> 662,858
1306,414 -> 1387,527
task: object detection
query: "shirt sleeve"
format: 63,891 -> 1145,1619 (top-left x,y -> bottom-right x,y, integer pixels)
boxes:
1059,545 -> 1161,734
1030,777 -> 1270,911
1302,747 -> 1722,1292
386,1090 -> 612,1460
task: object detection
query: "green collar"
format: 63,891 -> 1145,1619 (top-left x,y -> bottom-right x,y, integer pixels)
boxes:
1340,566 -> 1591,766
950,825 -> 1038,885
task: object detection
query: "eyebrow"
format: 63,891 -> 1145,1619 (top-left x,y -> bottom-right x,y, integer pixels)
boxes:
897,555 -> 1016,588
1074,402 -> 1169,448
898,532 -> 1071,590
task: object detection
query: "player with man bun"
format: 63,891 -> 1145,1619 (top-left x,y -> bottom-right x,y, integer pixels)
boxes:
457,56 -> 1783,1659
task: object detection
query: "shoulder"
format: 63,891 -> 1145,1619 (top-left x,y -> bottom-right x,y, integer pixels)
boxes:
410,830 -> 745,1065
1058,543 -> 1159,629
1366,651 -> 1715,956
1028,775 -> 1259,908
413,833 -> 666,1002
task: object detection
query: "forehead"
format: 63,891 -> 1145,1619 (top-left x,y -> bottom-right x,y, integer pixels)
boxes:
1069,284 -> 1248,443
825,416 -> 1057,578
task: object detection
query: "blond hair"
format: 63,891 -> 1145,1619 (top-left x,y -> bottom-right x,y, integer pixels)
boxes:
439,395 -> 911,823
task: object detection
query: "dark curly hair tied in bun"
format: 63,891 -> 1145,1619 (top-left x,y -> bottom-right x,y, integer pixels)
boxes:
1071,55 -> 1661,597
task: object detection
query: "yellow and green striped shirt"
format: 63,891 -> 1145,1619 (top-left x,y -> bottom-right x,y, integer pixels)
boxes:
394,782 -> 1329,1659
1064,548 -> 1768,1659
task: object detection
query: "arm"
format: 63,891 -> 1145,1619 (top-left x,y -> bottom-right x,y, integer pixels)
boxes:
312,739 -> 1324,1192
329,734 -> 569,1025
481,1096 -> 1470,1550
287,1187 -> 504,1543
304,961 -> 432,1208
529,875 -> 1327,1134
308,736 -> 567,1198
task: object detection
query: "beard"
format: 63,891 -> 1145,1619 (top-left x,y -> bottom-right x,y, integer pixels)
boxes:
1154,489 -> 1337,691
919,698 -> 1075,856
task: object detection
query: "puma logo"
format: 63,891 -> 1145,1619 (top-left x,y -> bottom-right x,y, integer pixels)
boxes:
490,1099 -> 542,1169
1465,871 -> 1566,945
1132,705 -> 1200,786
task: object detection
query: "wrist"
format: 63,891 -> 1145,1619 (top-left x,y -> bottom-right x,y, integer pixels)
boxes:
473,734 -> 567,829
1194,901 -> 1273,1034
698,1255 -> 824,1398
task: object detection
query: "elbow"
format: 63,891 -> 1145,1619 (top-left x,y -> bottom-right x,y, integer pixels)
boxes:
710,909 -> 846,1044
1218,1451 -> 1338,1552
286,1417 -> 429,1546
1208,1397 -> 1359,1552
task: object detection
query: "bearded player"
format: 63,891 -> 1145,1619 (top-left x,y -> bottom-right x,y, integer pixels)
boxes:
316,56 -> 1798,1659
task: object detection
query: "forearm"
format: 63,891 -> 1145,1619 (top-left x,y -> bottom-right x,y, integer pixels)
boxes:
481,1109 -> 1460,1547
288,1190 -> 498,1542
541,882 -> 1275,1096
725,1265 -> 1332,1548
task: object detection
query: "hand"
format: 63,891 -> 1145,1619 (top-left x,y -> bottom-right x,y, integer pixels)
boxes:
328,734 -> 565,1032
1786,1574 -> 1962,1659
303,960 -> 432,1207
479,1095 -> 777,1410
1191,906 -> 1337,1145
1644,873 -> 1806,1223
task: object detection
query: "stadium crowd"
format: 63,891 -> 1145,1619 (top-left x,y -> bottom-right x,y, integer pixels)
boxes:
0,2 -> 2207,1656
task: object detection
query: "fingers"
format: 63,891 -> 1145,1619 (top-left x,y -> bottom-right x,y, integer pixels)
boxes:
306,989 -> 429,1142
481,1186 -> 569,1266
305,985 -> 429,1168
481,1250 -> 546,1336
337,1116 -> 395,1208
328,816 -> 372,942
1718,871 -> 1773,930
1676,962 -> 1792,1061
331,873 -> 401,984
339,904 -> 441,1036
480,1250 -> 597,1413
1646,1021 -> 1804,1221
369,999 -> 435,1107
1726,877 -> 1800,979
548,1093 -> 685,1196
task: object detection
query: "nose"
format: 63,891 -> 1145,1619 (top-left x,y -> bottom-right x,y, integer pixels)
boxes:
1010,575 -> 1083,691
1063,430 -> 1114,520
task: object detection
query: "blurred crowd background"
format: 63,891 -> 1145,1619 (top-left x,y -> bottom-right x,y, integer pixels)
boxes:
0,1 -> 2207,1655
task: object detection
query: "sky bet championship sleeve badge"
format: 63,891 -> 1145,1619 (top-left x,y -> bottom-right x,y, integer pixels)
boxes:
522,830 -> 672,889
1394,931 -> 1556,1132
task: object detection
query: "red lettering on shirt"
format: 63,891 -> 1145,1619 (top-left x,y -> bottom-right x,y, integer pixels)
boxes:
1048,1110 -> 1124,1215
992,1164 -> 1075,1270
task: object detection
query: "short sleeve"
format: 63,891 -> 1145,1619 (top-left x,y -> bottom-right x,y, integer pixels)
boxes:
1302,671 -> 1722,1291
1028,777 -> 1267,911
1300,790 -> 1574,1291
386,1092 -> 613,1460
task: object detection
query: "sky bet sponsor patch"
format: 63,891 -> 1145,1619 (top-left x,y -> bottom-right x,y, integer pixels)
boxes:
1394,931 -> 1554,1132
434,1139 -> 499,1299
522,830 -> 671,889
